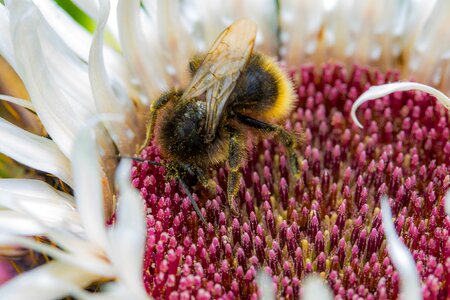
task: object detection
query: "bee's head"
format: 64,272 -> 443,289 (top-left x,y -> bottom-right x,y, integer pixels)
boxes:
158,100 -> 210,162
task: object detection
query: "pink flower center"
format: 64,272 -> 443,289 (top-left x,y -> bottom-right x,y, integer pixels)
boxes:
132,64 -> 450,299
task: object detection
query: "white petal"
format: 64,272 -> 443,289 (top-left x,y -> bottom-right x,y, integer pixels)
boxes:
107,160 -> 147,298
117,0 -> 168,103
161,0 -> 277,74
0,233 -> 114,276
71,0 -> 99,18
155,0 -> 196,87
445,189 -> 450,216
279,0 -> 326,64
70,0 -> 120,43
32,0 -> 128,87
55,281 -> 150,300
351,82 -> 450,128
408,0 -> 450,91
0,118 -> 72,185
0,94 -> 35,111
0,179 -> 81,234
0,261 -> 100,300
0,210 -> 44,235
32,0 -> 93,62
381,196 -> 422,300
0,4 -> 15,69
89,0 -> 139,154
257,271 -> 275,300
302,275 -> 333,300
8,0 -> 96,156
71,122 -> 108,251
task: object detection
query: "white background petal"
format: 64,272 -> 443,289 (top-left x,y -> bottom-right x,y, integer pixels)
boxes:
117,0 -> 168,103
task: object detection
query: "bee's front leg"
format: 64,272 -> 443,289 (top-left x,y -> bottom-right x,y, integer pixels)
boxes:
169,162 -> 207,224
139,90 -> 181,152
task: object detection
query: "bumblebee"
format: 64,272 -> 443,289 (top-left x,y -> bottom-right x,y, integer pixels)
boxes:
140,19 -> 299,218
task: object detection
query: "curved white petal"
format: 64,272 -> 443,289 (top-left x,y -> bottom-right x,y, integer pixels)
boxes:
89,0 -> 139,154
69,0 -> 120,43
381,196 -> 422,300
0,234 -> 113,276
0,4 -> 15,69
71,123 -> 108,251
351,82 -> 450,128
32,0 -> 128,87
0,210 -> 45,235
32,0 -> 93,61
302,275 -> 333,300
7,0 -> 97,156
107,160 -> 147,298
0,94 -> 35,111
71,0 -> 99,18
0,118 -> 72,185
0,261 -> 99,300
0,179 -> 81,234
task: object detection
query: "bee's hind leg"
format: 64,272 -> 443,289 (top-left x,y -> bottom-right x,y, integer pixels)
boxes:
226,127 -> 246,216
235,113 -> 301,178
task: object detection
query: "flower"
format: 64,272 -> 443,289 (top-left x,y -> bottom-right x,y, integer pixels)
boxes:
134,63 -> 450,299
0,0 -> 449,299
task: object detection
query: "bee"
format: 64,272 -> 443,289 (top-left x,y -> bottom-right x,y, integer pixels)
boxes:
139,19 -> 300,220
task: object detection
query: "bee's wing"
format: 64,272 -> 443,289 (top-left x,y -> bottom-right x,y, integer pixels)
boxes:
181,19 -> 257,140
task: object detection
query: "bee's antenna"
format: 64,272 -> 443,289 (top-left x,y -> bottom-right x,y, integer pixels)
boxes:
112,155 -> 163,166
112,155 -> 206,225
178,176 -> 207,225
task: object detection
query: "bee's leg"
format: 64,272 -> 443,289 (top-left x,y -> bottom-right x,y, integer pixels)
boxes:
235,113 -> 300,178
139,93 -> 174,152
227,127 -> 245,215
178,176 -> 207,225
189,164 -> 217,193
188,54 -> 205,76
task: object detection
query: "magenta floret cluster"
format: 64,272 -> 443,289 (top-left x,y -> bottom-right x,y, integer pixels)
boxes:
132,64 -> 450,299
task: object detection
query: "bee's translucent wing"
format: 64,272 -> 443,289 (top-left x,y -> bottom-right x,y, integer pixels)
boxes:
181,19 -> 257,141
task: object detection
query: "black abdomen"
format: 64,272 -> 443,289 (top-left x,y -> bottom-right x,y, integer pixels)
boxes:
229,53 -> 278,113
